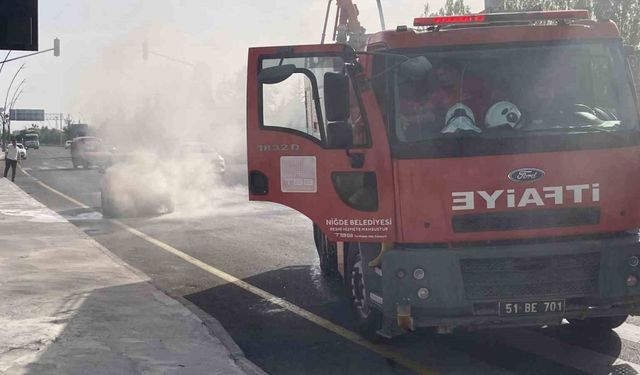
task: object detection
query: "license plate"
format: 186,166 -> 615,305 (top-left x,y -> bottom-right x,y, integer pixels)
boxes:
499,300 -> 565,316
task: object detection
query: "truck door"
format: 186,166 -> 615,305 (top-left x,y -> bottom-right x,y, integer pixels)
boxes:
247,44 -> 396,242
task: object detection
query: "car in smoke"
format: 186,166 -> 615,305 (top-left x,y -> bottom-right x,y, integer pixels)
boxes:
16,143 -> 27,160
70,136 -> 112,168
64,140 -> 72,149
100,153 -> 174,218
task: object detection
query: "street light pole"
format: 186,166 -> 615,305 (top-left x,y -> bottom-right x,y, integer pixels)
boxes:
2,64 -> 25,149
9,79 -> 25,108
0,50 -> 11,78
7,88 -> 23,140
4,64 -> 25,112
9,88 -> 23,113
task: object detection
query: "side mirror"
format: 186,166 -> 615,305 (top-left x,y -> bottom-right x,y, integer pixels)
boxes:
324,72 -> 350,122
258,64 -> 297,84
326,121 -> 353,149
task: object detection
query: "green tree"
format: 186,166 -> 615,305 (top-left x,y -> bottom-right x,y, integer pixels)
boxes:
423,0 -> 640,46
502,0 -> 640,46
423,0 -> 470,16
607,0 -> 640,47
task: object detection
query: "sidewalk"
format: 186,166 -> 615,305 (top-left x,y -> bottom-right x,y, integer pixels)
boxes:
0,178 -> 264,375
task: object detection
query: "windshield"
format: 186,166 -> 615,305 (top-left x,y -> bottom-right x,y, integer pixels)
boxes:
24,135 -> 38,141
389,41 -> 638,143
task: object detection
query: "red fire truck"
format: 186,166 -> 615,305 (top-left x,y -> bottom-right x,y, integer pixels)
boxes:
246,5 -> 640,338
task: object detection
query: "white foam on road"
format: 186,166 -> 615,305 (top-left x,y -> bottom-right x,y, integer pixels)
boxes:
0,208 -> 66,223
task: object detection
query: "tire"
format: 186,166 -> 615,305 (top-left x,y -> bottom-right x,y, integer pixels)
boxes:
347,247 -> 383,340
313,224 -> 338,276
569,315 -> 628,331
101,191 -> 120,218
72,157 -> 79,169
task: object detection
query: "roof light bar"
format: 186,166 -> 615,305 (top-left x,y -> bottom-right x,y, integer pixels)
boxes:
414,10 -> 590,27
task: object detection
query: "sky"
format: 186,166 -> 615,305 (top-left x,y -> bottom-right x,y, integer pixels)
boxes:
1,0 -> 484,131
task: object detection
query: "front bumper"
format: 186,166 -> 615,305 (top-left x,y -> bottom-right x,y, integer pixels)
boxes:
376,233 -> 640,335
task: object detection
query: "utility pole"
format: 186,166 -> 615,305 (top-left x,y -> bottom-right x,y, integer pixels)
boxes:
375,0 -> 386,30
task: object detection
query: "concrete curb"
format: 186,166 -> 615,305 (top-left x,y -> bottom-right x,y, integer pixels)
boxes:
10,175 -> 268,375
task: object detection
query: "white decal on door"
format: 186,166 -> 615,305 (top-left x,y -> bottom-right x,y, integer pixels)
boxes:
280,156 -> 317,193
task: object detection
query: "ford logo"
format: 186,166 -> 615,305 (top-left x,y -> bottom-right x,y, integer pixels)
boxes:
508,168 -> 545,182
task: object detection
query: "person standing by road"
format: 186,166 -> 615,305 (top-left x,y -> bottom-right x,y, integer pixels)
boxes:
4,138 -> 19,182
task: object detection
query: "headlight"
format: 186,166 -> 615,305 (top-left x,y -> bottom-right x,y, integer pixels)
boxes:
417,288 -> 430,299
413,268 -> 425,280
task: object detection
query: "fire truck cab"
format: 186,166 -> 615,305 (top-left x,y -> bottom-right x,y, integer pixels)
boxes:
246,10 -> 640,338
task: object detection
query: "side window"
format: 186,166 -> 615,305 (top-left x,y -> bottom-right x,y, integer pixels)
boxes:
262,70 -> 322,139
260,56 -> 370,146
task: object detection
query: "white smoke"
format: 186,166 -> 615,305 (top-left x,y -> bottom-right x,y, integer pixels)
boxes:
69,23 -> 247,218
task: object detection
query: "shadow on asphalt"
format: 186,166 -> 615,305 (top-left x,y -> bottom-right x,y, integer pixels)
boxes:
184,265 -> 625,375
183,266 -> 420,375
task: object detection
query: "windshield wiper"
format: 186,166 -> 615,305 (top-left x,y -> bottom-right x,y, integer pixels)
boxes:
523,125 -> 626,139
525,124 -> 614,132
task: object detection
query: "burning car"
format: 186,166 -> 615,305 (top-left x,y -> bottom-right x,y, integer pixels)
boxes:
100,153 -> 174,218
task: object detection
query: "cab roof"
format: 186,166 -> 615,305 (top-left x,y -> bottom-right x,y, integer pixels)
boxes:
365,20 -> 621,51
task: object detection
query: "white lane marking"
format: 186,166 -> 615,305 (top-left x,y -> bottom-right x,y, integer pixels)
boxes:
19,167 -> 90,209
489,328 -> 640,374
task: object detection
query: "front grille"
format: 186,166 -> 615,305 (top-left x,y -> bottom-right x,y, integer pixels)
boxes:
461,253 -> 600,300
452,207 -> 600,233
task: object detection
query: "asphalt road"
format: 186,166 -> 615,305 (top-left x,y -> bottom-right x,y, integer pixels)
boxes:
11,146 -> 640,375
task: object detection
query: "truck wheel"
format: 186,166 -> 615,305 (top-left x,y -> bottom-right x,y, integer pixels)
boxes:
348,248 -> 383,340
101,191 -> 120,218
313,224 -> 338,276
569,315 -> 628,331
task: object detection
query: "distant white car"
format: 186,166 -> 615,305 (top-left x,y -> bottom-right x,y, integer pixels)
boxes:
177,142 -> 225,174
64,140 -> 72,149
16,143 -> 27,160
